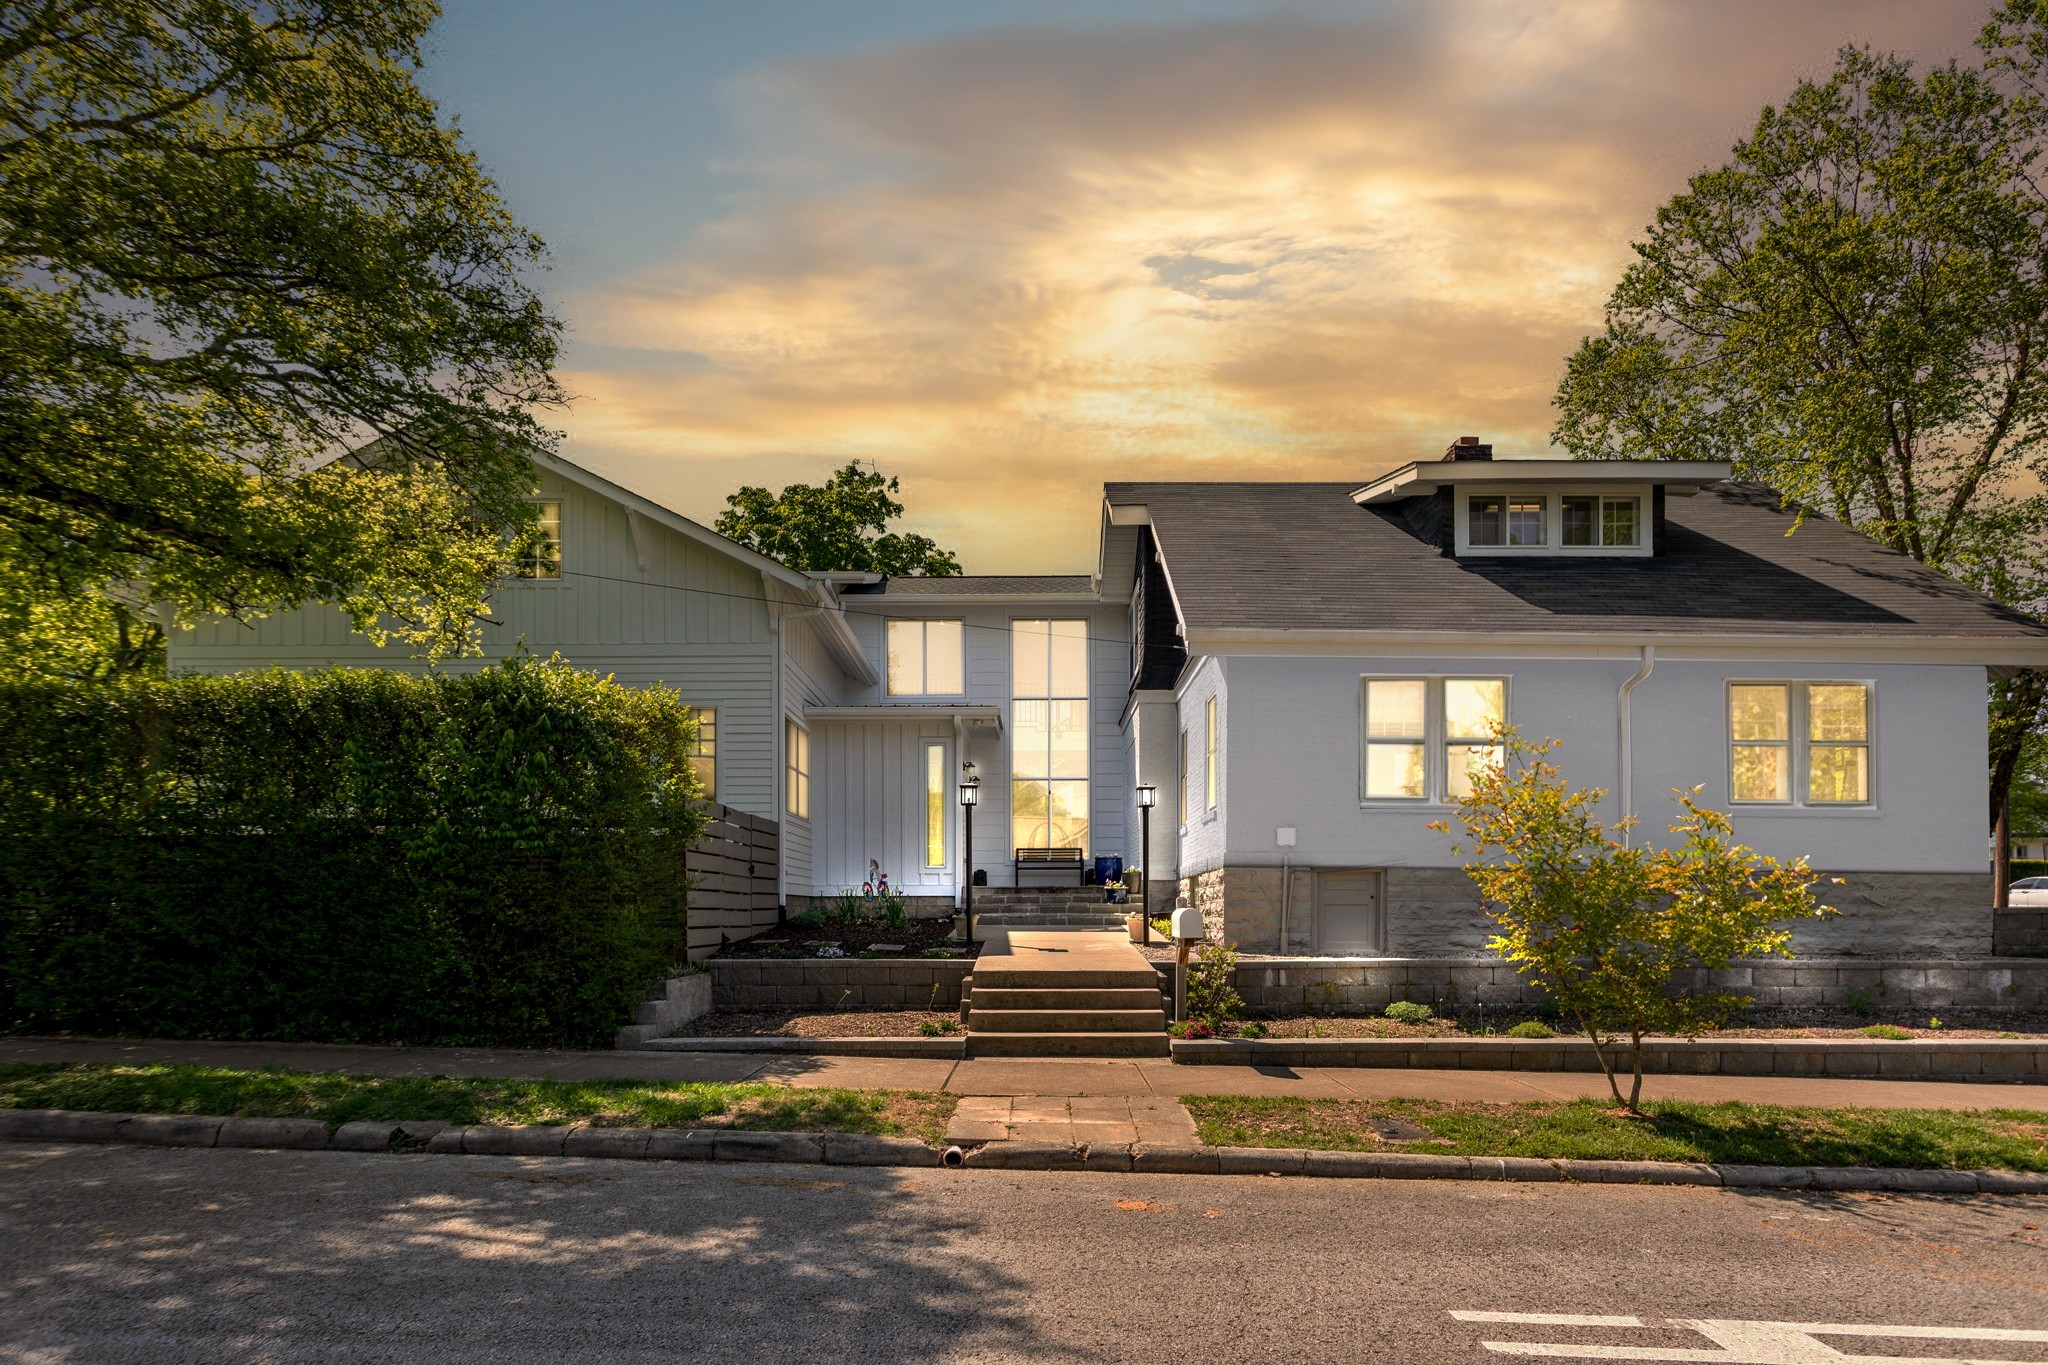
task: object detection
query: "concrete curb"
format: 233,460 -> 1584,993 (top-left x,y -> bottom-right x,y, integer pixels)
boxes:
1,1107 -> 2043,1192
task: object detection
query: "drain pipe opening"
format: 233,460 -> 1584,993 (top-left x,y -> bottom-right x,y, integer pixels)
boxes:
942,1145 -> 965,1168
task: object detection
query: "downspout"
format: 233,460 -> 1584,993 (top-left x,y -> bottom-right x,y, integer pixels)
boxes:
1617,645 -> 1656,848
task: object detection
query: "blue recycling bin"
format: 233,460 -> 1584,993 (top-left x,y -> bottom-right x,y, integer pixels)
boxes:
1093,855 -> 1123,887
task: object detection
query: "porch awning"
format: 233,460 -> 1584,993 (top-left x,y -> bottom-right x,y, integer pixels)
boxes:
805,705 -> 1003,735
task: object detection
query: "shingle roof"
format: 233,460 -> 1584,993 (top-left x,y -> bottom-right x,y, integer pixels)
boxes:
871,575 -> 1095,596
1104,479 -> 2048,639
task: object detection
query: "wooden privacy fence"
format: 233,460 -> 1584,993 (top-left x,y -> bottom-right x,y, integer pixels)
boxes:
684,803 -> 780,960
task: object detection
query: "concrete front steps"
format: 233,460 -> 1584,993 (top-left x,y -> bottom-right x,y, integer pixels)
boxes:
965,929 -> 1170,1058
968,887 -> 1133,930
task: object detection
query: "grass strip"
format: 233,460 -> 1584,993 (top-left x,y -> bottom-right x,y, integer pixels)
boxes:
1183,1095 -> 2048,1171
0,1063 -> 956,1145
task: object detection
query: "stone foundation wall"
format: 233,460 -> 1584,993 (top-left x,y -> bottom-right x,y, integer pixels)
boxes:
1228,956 -> 2048,1015
1188,865 -> 1997,958
706,958 -> 973,1011
1995,908 -> 2048,956
784,894 -> 954,921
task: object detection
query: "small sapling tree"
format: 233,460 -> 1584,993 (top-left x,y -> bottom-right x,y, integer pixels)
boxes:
1431,728 -> 1833,1112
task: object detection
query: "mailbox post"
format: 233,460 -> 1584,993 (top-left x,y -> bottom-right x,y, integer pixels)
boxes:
1169,896 -> 1205,1024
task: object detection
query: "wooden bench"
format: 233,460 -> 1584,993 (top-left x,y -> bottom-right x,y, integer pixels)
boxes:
1014,847 -> 1086,886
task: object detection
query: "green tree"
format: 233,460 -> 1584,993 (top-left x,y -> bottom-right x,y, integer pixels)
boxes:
1434,731 -> 1832,1112
715,463 -> 963,576
1552,10 -> 2048,826
0,0 -> 564,680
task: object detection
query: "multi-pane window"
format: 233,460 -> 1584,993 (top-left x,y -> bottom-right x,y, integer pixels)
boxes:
1468,495 -> 1547,547
1730,683 -> 1871,805
1012,620 -> 1089,851
924,742 -> 947,868
1205,696 -> 1218,811
1362,677 -> 1506,801
1177,728 -> 1189,825
785,719 -> 810,820
689,707 -> 716,801
887,619 -> 964,696
514,500 -> 563,579
1562,496 -> 1641,548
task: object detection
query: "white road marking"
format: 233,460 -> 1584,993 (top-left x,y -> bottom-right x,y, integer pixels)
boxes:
1450,1312 -> 2048,1363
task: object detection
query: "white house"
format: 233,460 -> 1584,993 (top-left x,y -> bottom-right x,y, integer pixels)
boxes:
170,438 -> 2048,958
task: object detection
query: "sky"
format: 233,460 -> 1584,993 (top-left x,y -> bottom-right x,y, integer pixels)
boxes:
422,0 -> 1992,573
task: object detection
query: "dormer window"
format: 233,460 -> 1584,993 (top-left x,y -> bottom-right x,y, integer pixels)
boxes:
1468,495 -> 1546,547
1563,496 -> 1640,548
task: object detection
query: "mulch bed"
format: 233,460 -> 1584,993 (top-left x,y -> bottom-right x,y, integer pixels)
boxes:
711,915 -> 977,960
682,1010 -> 962,1039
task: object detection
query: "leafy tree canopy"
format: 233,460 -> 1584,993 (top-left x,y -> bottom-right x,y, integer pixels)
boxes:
1552,2 -> 2048,825
0,0 -> 564,681
715,463 -> 963,576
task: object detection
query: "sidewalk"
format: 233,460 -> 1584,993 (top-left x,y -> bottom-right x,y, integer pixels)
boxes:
7,1036 -> 2048,1110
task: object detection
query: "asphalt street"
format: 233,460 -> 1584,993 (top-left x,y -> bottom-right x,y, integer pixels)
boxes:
3,1141 -> 2045,1364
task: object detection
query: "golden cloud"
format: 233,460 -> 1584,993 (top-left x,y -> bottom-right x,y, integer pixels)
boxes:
558,0 -> 1981,572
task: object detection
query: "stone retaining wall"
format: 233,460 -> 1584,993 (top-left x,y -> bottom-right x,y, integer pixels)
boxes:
706,958 -> 973,1011
1224,956 -> 2048,1014
1172,1036 -> 2048,1082
1996,908 -> 2048,956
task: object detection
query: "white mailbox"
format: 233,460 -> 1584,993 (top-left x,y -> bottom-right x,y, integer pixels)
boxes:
1171,905 -> 1205,942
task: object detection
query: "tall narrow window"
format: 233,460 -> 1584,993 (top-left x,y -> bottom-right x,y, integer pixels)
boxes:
689,707 -> 717,801
1363,679 -> 1427,799
924,742 -> 947,867
1177,728 -> 1189,825
785,719 -> 810,820
1011,620 -> 1089,852
887,619 -> 964,696
514,500 -> 563,579
1807,684 -> 1870,804
1729,684 -> 1791,803
1204,695 -> 1218,811
1443,679 -> 1505,800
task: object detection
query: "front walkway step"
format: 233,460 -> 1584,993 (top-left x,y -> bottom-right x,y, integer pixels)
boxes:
970,965 -> 1163,989
969,986 -> 1163,1010
969,1009 -> 1166,1034
967,1031 -> 1173,1058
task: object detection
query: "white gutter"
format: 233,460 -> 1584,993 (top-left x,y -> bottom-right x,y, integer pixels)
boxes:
1617,645 -> 1655,847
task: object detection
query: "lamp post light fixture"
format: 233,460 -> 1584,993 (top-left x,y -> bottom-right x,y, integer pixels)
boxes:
958,776 -> 980,943
1135,785 -> 1158,943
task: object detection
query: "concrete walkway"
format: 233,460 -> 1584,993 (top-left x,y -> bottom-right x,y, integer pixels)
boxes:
7,1036 -> 2048,1110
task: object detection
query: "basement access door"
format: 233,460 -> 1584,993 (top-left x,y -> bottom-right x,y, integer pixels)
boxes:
1314,870 -> 1384,955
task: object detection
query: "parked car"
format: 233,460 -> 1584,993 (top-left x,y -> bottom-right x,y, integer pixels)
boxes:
2008,876 -> 2048,908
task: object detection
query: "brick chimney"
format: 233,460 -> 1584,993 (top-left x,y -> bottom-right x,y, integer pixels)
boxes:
1443,436 -> 1492,462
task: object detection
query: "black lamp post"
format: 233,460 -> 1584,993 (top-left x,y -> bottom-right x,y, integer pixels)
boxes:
959,776 -> 980,943
1135,785 -> 1158,943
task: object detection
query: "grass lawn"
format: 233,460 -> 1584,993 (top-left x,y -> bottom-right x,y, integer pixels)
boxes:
1183,1095 -> 2048,1171
0,1063 -> 957,1145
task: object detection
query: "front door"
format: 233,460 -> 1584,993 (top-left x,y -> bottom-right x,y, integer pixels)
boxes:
1315,871 -> 1383,955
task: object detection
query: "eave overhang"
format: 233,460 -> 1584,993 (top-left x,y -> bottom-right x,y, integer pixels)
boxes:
1350,459 -> 1734,506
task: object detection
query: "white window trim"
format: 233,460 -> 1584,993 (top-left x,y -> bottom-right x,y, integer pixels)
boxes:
1455,483 -> 1653,558
923,739 -> 949,869
1358,675 -> 1510,806
785,718 -> 811,822
510,497 -> 567,583
1008,617 -> 1092,854
1727,679 -> 1876,810
886,617 -> 967,698
1205,695 -> 1219,813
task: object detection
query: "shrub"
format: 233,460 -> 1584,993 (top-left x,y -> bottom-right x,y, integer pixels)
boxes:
1845,987 -> 1874,1017
0,657 -> 704,1047
1864,1023 -> 1914,1040
1434,726 -> 1831,1112
1384,1000 -> 1434,1024
917,1019 -> 959,1036
1169,1019 -> 1215,1039
1507,1020 -> 1556,1039
1236,1020 -> 1268,1039
1184,941 -> 1244,1026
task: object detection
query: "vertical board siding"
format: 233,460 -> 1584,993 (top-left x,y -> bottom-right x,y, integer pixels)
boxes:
811,719 -> 955,896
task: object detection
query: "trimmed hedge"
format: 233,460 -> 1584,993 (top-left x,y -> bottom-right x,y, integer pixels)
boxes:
0,658 -> 705,1047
